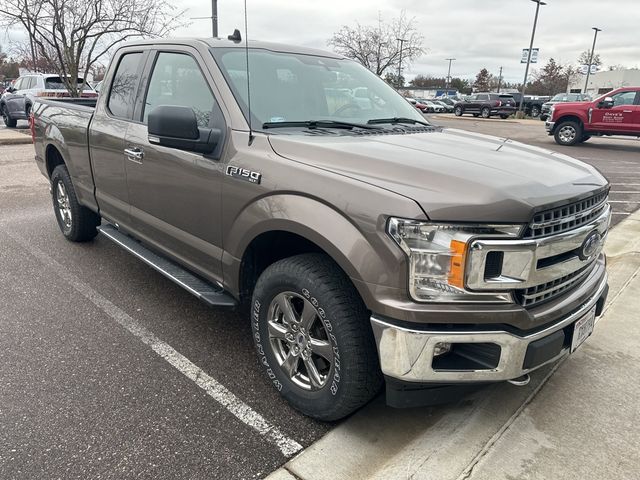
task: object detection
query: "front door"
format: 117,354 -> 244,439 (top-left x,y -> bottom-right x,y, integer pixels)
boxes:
123,48 -> 226,284
590,90 -> 639,133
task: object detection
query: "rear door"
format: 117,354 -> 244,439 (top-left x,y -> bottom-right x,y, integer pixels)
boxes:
89,48 -> 151,228
123,46 -> 227,284
466,94 -> 480,112
590,90 -> 639,133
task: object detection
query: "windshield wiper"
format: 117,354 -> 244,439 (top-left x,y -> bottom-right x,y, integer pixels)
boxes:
367,117 -> 431,126
262,120 -> 380,130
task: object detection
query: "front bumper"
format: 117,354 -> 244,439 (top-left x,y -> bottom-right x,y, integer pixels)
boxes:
545,120 -> 555,134
371,267 -> 607,384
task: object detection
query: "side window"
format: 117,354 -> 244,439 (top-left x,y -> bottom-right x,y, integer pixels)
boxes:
611,91 -> 637,107
143,52 -> 215,127
108,52 -> 144,119
26,77 -> 35,89
13,78 -> 24,91
478,94 -> 488,101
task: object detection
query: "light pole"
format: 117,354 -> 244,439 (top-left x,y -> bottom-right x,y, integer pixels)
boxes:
397,38 -> 407,89
583,27 -> 602,94
497,66 -> 503,93
519,0 -> 546,113
445,58 -> 456,90
191,0 -> 218,37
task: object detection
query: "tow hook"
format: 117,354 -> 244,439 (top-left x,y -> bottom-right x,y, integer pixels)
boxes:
507,374 -> 531,386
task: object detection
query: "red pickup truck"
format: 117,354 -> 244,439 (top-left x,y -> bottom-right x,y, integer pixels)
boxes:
546,87 -> 640,146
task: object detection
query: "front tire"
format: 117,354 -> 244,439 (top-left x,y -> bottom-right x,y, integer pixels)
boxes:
554,121 -> 582,146
454,106 -> 463,116
51,165 -> 100,242
530,105 -> 541,117
251,254 -> 382,421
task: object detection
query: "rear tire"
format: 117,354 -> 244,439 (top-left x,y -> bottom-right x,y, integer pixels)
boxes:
554,121 -> 583,146
251,253 -> 382,421
454,106 -> 463,116
51,165 -> 101,242
481,107 -> 491,118
2,105 -> 17,128
531,105 -> 541,117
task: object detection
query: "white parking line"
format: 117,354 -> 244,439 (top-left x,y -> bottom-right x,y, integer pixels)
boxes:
612,212 -> 631,216
4,230 -> 303,458
608,200 -> 640,203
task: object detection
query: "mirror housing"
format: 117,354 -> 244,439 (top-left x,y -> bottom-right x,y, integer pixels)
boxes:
6,86 -> 15,93
598,96 -> 614,109
147,105 -> 220,154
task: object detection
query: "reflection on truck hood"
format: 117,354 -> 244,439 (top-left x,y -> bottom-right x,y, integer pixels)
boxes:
268,128 -> 607,222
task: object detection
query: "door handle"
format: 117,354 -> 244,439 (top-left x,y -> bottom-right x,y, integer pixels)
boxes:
623,110 -> 633,113
124,147 -> 144,163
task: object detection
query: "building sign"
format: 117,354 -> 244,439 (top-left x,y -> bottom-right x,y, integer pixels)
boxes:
579,64 -> 599,75
521,48 -> 539,64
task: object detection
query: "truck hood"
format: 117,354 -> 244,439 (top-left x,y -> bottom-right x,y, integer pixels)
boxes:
268,128 -> 607,222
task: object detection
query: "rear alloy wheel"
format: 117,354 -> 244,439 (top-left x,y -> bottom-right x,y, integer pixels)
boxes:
530,105 -> 541,117
554,121 -> 583,146
481,107 -> 491,118
51,165 -> 101,241
2,105 -> 17,128
454,106 -> 463,116
251,253 -> 382,421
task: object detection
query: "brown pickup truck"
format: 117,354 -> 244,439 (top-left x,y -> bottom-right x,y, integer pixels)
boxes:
31,38 -> 610,421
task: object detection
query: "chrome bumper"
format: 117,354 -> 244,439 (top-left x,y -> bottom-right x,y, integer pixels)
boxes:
545,120 -> 555,133
371,269 -> 607,383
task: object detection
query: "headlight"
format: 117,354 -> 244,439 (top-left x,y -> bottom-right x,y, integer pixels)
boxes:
549,105 -> 555,117
387,218 -> 522,302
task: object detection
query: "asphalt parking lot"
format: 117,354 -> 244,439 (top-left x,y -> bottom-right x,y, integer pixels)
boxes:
1,119 -> 639,479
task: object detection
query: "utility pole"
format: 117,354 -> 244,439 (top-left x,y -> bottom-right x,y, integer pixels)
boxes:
583,27 -> 602,94
191,0 -> 218,37
396,38 -> 407,89
445,58 -> 456,90
497,66 -> 503,93
519,0 -> 546,113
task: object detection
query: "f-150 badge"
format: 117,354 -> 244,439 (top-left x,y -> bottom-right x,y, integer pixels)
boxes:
226,165 -> 262,184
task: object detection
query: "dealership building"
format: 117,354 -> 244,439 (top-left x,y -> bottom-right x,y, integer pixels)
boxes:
569,68 -> 640,95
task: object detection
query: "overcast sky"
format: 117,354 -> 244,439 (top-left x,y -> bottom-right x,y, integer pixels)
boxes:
175,0 -> 639,82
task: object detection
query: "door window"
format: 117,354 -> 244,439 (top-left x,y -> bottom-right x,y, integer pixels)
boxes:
107,52 -> 144,119
13,78 -> 24,91
611,91 -> 637,107
143,52 -> 215,127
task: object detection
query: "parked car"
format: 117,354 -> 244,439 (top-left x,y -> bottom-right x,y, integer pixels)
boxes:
406,97 -> 430,113
0,74 -> 98,128
508,93 -> 550,118
416,99 -> 445,113
430,99 -> 454,113
540,93 -> 591,121
31,37 -> 610,421
454,93 -> 516,119
546,87 -> 640,145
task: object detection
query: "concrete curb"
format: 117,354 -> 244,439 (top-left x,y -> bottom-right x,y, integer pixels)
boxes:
0,130 -> 33,145
0,137 -> 33,145
266,209 -> 640,480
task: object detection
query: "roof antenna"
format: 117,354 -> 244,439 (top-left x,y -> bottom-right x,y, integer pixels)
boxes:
243,0 -> 254,145
227,29 -> 241,42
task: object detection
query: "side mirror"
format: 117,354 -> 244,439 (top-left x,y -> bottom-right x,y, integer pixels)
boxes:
598,96 -> 614,109
6,86 -> 15,93
147,105 -> 220,154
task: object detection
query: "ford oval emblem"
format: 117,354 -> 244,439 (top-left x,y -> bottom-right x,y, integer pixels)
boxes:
580,231 -> 601,260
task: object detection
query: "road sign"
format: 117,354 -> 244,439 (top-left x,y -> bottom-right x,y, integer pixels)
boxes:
521,48 -> 539,64
579,64 -> 599,75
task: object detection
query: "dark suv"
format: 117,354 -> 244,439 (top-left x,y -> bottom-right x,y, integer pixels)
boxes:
454,93 -> 516,119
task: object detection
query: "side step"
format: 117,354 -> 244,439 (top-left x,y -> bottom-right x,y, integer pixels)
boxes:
97,224 -> 237,308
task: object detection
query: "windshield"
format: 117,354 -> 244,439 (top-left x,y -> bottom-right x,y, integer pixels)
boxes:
212,48 -> 424,128
551,93 -> 582,102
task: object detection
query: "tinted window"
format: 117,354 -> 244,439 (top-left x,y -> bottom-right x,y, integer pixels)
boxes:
108,52 -> 144,119
478,94 -> 488,101
143,52 -> 214,127
45,77 -> 89,90
13,78 -> 24,90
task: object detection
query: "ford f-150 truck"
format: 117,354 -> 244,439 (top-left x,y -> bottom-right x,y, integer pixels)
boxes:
31,38 -> 610,421
546,87 -> 640,146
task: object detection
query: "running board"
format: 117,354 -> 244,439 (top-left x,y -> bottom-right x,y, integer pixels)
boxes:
98,224 -> 236,308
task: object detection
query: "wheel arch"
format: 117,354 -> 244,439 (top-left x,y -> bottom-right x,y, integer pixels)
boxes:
45,143 -> 68,178
553,114 -> 584,132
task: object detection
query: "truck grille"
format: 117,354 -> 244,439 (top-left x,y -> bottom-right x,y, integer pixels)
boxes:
514,261 -> 598,308
523,191 -> 608,239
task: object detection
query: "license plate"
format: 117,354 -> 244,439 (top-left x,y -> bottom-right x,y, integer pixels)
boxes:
571,306 -> 596,353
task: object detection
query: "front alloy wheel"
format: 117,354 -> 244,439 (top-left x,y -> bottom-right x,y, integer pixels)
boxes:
268,291 -> 333,391
554,121 -> 582,146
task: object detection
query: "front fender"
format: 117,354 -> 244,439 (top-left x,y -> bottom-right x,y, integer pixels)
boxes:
223,193 -> 408,298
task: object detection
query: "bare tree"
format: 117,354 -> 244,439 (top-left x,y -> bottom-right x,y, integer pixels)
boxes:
328,12 -> 424,77
0,0 -> 184,96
